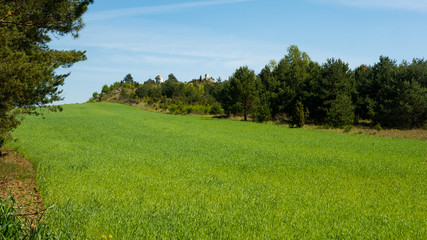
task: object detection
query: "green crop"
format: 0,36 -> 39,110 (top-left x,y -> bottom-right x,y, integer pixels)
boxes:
8,102 -> 427,239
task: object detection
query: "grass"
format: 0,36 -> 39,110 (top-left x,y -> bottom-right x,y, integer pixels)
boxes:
7,102 -> 427,239
0,196 -> 55,240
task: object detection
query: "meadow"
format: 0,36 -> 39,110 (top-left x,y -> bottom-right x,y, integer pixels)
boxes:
8,102 -> 427,239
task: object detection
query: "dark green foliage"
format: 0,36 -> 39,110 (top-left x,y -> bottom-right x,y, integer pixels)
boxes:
122,73 -> 134,84
371,57 -> 400,127
135,84 -> 162,100
221,66 -> 257,121
355,57 -> 427,128
257,61 -> 278,120
209,102 -> 224,114
354,65 -> 376,121
252,96 -> 271,123
301,61 -> 322,122
162,79 -> 180,98
270,46 -> 311,119
326,93 -> 355,127
311,58 -> 356,124
0,137 -> 4,151
101,84 -> 110,94
343,125 -> 353,133
290,101 -> 307,128
389,59 -> 427,128
167,73 -> 178,82
144,79 -> 156,85
0,0 -> 93,148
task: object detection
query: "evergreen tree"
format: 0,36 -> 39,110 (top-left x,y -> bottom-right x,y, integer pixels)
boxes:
290,101 -> 307,128
252,86 -> 271,123
167,73 -> 178,82
272,45 -> 311,120
101,84 -> 110,94
326,93 -> 355,127
354,64 -> 375,122
312,58 -> 356,124
222,66 -> 257,121
0,0 -> 93,149
371,57 -> 427,128
123,74 -> 134,84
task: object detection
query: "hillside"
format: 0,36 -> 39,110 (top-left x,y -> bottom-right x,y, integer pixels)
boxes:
8,102 -> 427,239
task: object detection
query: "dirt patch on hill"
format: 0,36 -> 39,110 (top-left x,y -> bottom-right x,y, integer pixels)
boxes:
0,148 -> 43,215
308,126 -> 427,141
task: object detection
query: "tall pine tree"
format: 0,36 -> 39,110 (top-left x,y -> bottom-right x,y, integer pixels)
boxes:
0,0 -> 93,149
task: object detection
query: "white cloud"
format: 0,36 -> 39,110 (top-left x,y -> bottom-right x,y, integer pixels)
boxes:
315,0 -> 427,11
86,0 -> 253,21
55,19 -> 278,67
71,66 -> 130,74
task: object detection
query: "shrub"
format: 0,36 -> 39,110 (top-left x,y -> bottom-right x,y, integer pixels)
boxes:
374,123 -> 383,131
343,125 -> 353,133
121,82 -> 135,89
101,85 -> 110,94
209,103 -> 224,115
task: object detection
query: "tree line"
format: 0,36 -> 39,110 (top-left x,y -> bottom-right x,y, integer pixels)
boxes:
93,45 -> 426,129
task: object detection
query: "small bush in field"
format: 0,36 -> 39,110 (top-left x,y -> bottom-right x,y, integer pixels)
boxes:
343,125 -> 353,133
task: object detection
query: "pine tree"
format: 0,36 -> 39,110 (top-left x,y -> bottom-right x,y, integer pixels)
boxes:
0,0 -> 93,149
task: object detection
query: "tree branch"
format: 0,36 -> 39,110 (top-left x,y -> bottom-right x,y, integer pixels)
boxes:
13,205 -> 56,217
0,19 -> 65,29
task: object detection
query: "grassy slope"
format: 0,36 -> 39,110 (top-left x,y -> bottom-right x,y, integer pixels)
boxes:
8,102 -> 427,239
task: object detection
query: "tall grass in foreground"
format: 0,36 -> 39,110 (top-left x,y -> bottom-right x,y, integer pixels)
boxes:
8,102 -> 427,239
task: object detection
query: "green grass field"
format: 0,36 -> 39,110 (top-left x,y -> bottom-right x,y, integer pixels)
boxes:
8,102 -> 427,239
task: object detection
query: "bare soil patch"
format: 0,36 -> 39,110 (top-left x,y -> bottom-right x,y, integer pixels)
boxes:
0,148 -> 43,215
305,125 -> 427,141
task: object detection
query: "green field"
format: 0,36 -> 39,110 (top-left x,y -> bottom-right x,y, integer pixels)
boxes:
8,102 -> 427,239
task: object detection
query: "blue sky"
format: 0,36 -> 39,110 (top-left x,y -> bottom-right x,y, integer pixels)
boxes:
50,0 -> 427,103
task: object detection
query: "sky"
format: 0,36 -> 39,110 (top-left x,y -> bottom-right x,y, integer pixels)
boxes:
50,0 -> 427,104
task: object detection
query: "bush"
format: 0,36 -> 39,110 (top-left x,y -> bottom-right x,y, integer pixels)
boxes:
343,125 -> 353,133
120,88 -> 133,99
209,103 -> 224,115
121,82 -> 135,89
101,85 -> 110,94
